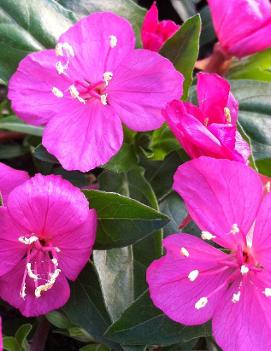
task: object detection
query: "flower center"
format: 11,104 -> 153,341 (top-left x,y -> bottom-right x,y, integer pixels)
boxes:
18,235 -> 61,299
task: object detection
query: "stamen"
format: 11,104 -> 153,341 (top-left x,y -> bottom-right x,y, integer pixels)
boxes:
35,268 -> 61,298
109,35 -> 118,48
52,87 -> 64,98
56,61 -> 65,74
101,94 -> 108,105
26,263 -> 39,281
55,43 -> 64,56
62,42 -> 75,57
264,288 -> 271,297
18,236 -> 39,245
103,71 -> 113,86
201,231 -> 216,240
266,181 -> 271,193
230,224 -> 240,235
240,265 -> 249,275
20,283 -> 26,299
188,270 -> 199,282
224,107 -> 232,123
195,297 -> 208,309
69,85 -> 86,104
232,291 -> 241,303
180,247 -> 189,257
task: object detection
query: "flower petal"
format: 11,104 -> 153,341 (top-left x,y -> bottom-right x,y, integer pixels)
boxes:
213,278 -> 271,351
108,49 -> 183,131
0,260 -> 70,317
147,233 -> 232,325
0,162 -> 29,204
7,174 -> 92,239
8,50 -> 69,126
173,157 -> 263,249
43,100 -> 123,172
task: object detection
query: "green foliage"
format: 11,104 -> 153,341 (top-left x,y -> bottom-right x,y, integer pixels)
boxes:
3,324 -> 32,351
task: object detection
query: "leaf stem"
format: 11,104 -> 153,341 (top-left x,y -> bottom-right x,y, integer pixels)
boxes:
30,317 -> 50,351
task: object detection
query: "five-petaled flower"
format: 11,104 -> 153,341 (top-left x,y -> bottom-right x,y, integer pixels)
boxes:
8,12 -> 183,172
147,157 -> 271,351
141,1 -> 180,52
0,163 -> 96,317
208,0 -> 271,58
163,73 -> 250,162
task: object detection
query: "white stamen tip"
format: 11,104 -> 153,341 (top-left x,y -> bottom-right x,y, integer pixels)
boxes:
264,288 -> 271,297
224,107 -> 231,123
240,265 -> 249,275
69,85 -> 86,104
109,35 -> 118,48
62,42 -> 75,57
55,43 -> 64,56
230,224 -> 240,235
180,247 -> 189,257
18,236 -> 39,245
266,181 -> 271,193
35,269 -> 61,298
52,87 -> 64,98
195,297 -> 208,310
51,258 -> 58,266
20,283 -> 26,299
101,94 -> 108,105
26,263 -> 39,281
55,247 -> 61,253
103,71 -> 113,86
56,61 -> 65,74
232,291 -> 241,303
188,270 -> 199,282
201,231 -> 216,240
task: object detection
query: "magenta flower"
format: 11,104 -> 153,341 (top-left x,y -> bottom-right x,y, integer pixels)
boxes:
141,2 -> 180,52
8,12 -> 183,172
208,0 -> 271,58
147,157 -> 271,351
0,165 -> 96,317
163,73 -> 250,162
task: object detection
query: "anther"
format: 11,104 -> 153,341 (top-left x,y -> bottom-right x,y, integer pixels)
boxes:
52,87 -> 64,98
62,42 -> 75,57
69,85 -> 86,104
195,297 -> 208,309
230,224 -> 240,235
232,291 -> 241,303
18,236 -> 39,245
109,35 -> 118,48
55,43 -> 64,56
224,107 -> 232,123
56,61 -> 65,74
101,94 -> 108,105
180,247 -> 189,257
34,268 -> 61,298
188,270 -> 199,282
240,265 -> 249,275
264,288 -> 271,297
20,283 -> 26,299
201,231 -> 216,240
26,263 -> 39,281
103,71 -> 113,86
266,181 -> 271,193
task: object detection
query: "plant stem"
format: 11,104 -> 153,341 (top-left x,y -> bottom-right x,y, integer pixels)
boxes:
30,317 -> 50,351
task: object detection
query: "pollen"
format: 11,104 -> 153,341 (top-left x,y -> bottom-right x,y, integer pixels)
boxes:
20,283 -> 26,300
224,107 -> 231,123
201,231 -> 216,240
230,223 -> 240,235
52,87 -> 64,98
56,42 -> 75,57
232,291 -> 241,303
266,181 -> 271,193
55,43 -> 64,56
109,35 -> 118,48
240,265 -> 249,275
264,288 -> 271,297
56,61 -> 65,74
69,85 -> 86,104
101,94 -> 108,105
195,297 -> 208,309
103,71 -> 113,86
35,268 -> 61,298
180,247 -> 189,257
18,236 -> 39,245
188,270 -> 199,282
26,263 -> 39,281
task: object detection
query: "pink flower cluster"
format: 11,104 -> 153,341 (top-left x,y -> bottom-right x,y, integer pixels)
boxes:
2,1 -> 271,349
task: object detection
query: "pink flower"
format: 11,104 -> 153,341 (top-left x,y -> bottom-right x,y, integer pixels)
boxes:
8,12 -> 183,172
147,157 -> 271,351
163,73 -> 250,162
141,2 -> 180,52
208,0 -> 271,58
0,164 -> 96,317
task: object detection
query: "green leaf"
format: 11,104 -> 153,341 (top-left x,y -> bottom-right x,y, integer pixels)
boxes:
0,116 -> 43,136
230,80 -> 271,160
161,15 -> 201,100
46,311 -> 71,329
80,345 -> 110,351
63,262 -> 119,349
103,143 -> 138,173
33,144 -> 58,163
59,0 -> 146,46
150,124 -> 180,161
3,337 -> 21,351
255,158 -> 271,176
0,0 -> 75,83
83,190 -> 169,249
228,49 -> 271,82
199,5 -> 216,46
105,290 -> 211,346
170,0 -> 197,21
15,324 -> 32,351
0,144 -> 27,159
